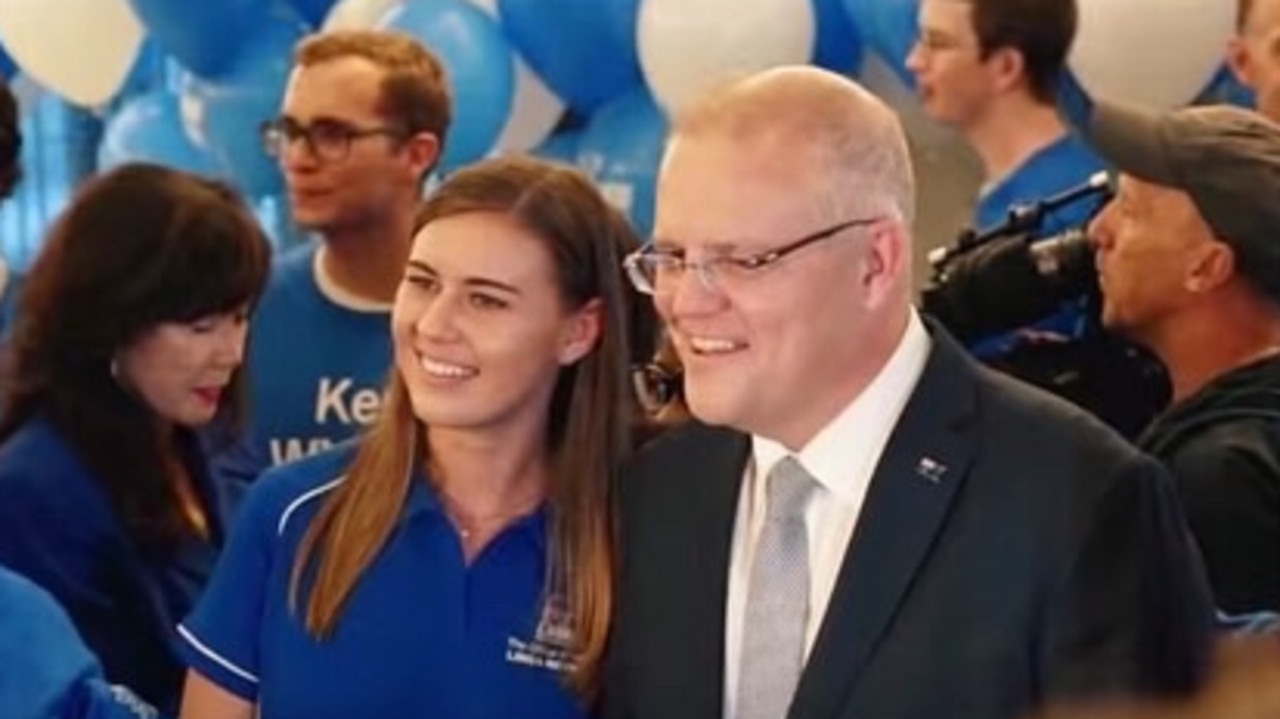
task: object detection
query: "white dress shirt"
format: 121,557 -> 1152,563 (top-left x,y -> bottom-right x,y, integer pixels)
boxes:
723,311 -> 931,718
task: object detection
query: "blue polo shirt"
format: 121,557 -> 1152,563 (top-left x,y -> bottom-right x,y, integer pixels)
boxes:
178,444 -> 588,719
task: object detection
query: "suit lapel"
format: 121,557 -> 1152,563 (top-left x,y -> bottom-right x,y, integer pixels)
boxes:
665,426 -> 750,717
790,330 -> 979,719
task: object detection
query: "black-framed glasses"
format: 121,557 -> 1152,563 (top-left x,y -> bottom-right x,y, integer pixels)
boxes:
623,217 -> 879,295
260,116 -> 403,163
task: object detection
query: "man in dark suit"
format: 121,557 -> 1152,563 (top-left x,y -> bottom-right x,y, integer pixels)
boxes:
605,66 -> 1215,719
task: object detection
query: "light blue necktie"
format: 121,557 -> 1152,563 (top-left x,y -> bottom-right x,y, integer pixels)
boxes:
735,456 -> 815,719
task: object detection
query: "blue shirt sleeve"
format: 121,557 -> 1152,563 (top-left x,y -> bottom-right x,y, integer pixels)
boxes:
0,568 -> 162,719
175,474 -> 280,702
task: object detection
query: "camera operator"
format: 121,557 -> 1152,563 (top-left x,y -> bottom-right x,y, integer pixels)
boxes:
905,0 -> 1168,435
1085,100 -> 1280,615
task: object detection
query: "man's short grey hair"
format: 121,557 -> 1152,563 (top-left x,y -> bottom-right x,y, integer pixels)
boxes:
671,67 -> 916,228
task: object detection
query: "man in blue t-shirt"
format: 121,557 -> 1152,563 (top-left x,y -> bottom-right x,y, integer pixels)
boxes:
907,0 -> 1104,356
904,0 -> 1173,439
908,0 -> 1104,243
222,30 -> 451,483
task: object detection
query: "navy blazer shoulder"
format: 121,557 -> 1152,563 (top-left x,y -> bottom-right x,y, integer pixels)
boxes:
0,416 -> 224,713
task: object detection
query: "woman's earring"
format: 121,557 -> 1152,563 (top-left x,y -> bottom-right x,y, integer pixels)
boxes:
109,357 -> 119,381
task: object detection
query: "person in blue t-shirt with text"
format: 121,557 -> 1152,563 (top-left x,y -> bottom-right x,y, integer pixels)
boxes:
907,0 -> 1105,356
219,29 -> 451,484
177,156 -> 643,719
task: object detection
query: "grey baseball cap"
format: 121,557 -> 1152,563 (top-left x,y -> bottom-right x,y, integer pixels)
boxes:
1086,101 -> 1280,302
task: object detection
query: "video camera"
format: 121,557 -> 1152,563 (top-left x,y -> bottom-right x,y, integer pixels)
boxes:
921,171 -> 1170,439
921,172 -> 1109,344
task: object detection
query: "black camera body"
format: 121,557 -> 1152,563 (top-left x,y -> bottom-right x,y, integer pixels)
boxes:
921,172 -> 1170,439
922,225 -> 1097,346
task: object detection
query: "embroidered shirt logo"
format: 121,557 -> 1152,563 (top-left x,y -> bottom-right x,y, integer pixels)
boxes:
506,598 -> 578,674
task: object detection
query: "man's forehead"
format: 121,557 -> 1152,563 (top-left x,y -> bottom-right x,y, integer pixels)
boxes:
918,0 -> 975,27
283,60 -> 385,118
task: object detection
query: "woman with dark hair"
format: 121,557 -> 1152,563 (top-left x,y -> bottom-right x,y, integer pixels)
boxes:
0,162 -> 272,713
178,155 -> 639,719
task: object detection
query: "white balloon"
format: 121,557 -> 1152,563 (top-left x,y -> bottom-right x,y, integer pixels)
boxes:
638,0 -> 815,116
493,59 -> 564,151
0,0 -> 142,107
323,0 -> 404,30
1069,0 -> 1234,109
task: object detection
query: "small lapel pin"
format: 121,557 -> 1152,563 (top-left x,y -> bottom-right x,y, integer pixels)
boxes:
915,456 -> 948,484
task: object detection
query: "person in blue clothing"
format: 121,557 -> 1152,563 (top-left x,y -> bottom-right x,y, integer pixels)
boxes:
906,0 -> 1170,439
219,29 -> 450,484
0,566 -> 160,719
177,155 -> 641,719
907,0 -> 1104,239
907,0 -> 1104,357
0,163 -> 272,713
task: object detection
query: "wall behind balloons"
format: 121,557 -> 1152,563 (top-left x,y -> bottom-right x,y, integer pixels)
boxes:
0,0 -> 1247,288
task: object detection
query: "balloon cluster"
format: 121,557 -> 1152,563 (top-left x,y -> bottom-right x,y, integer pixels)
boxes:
0,0 -> 1255,236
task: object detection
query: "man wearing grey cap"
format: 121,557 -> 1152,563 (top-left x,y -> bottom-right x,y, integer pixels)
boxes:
1086,101 -> 1280,615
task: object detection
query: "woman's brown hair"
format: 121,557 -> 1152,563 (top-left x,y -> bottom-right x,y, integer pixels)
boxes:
290,155 -> 640,698
0,162 -> 271,553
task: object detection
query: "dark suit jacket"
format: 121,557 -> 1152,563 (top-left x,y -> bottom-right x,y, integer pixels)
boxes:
604,328 -> 1214,719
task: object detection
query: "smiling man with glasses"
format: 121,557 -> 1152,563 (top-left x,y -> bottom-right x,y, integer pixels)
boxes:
213,30 -> 450,487
604,65 -> 1214,719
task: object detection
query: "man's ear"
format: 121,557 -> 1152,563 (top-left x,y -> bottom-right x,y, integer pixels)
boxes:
559,298 -> 604,366
860,219 -> 909,308
989,47 -> 1027,94
402,131 -> 442,179
1186,240 -> 1236,294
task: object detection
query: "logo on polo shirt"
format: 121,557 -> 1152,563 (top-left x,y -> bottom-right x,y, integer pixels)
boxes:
506,598 -> 578,674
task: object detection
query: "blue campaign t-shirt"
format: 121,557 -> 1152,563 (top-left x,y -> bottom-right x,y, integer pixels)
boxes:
969,133 -> 1107,358
975,132 -> 1107,237
235,243 -> 394,476
178,444 -> 588,719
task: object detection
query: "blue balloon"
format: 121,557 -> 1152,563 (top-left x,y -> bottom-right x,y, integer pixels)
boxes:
1197,65 -> 1256,108
127,0 -> 275,80
381,0 -> 515,171
98,91 -> 217,174
533,128 -> 585,165
499,0 -> 642,112
115,39 -> 168,100
179,17 -> 306,196
813,0 -> 864,73
842,0 -> 917,86
575,90 -> 668,236
289,0 -> 339,27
